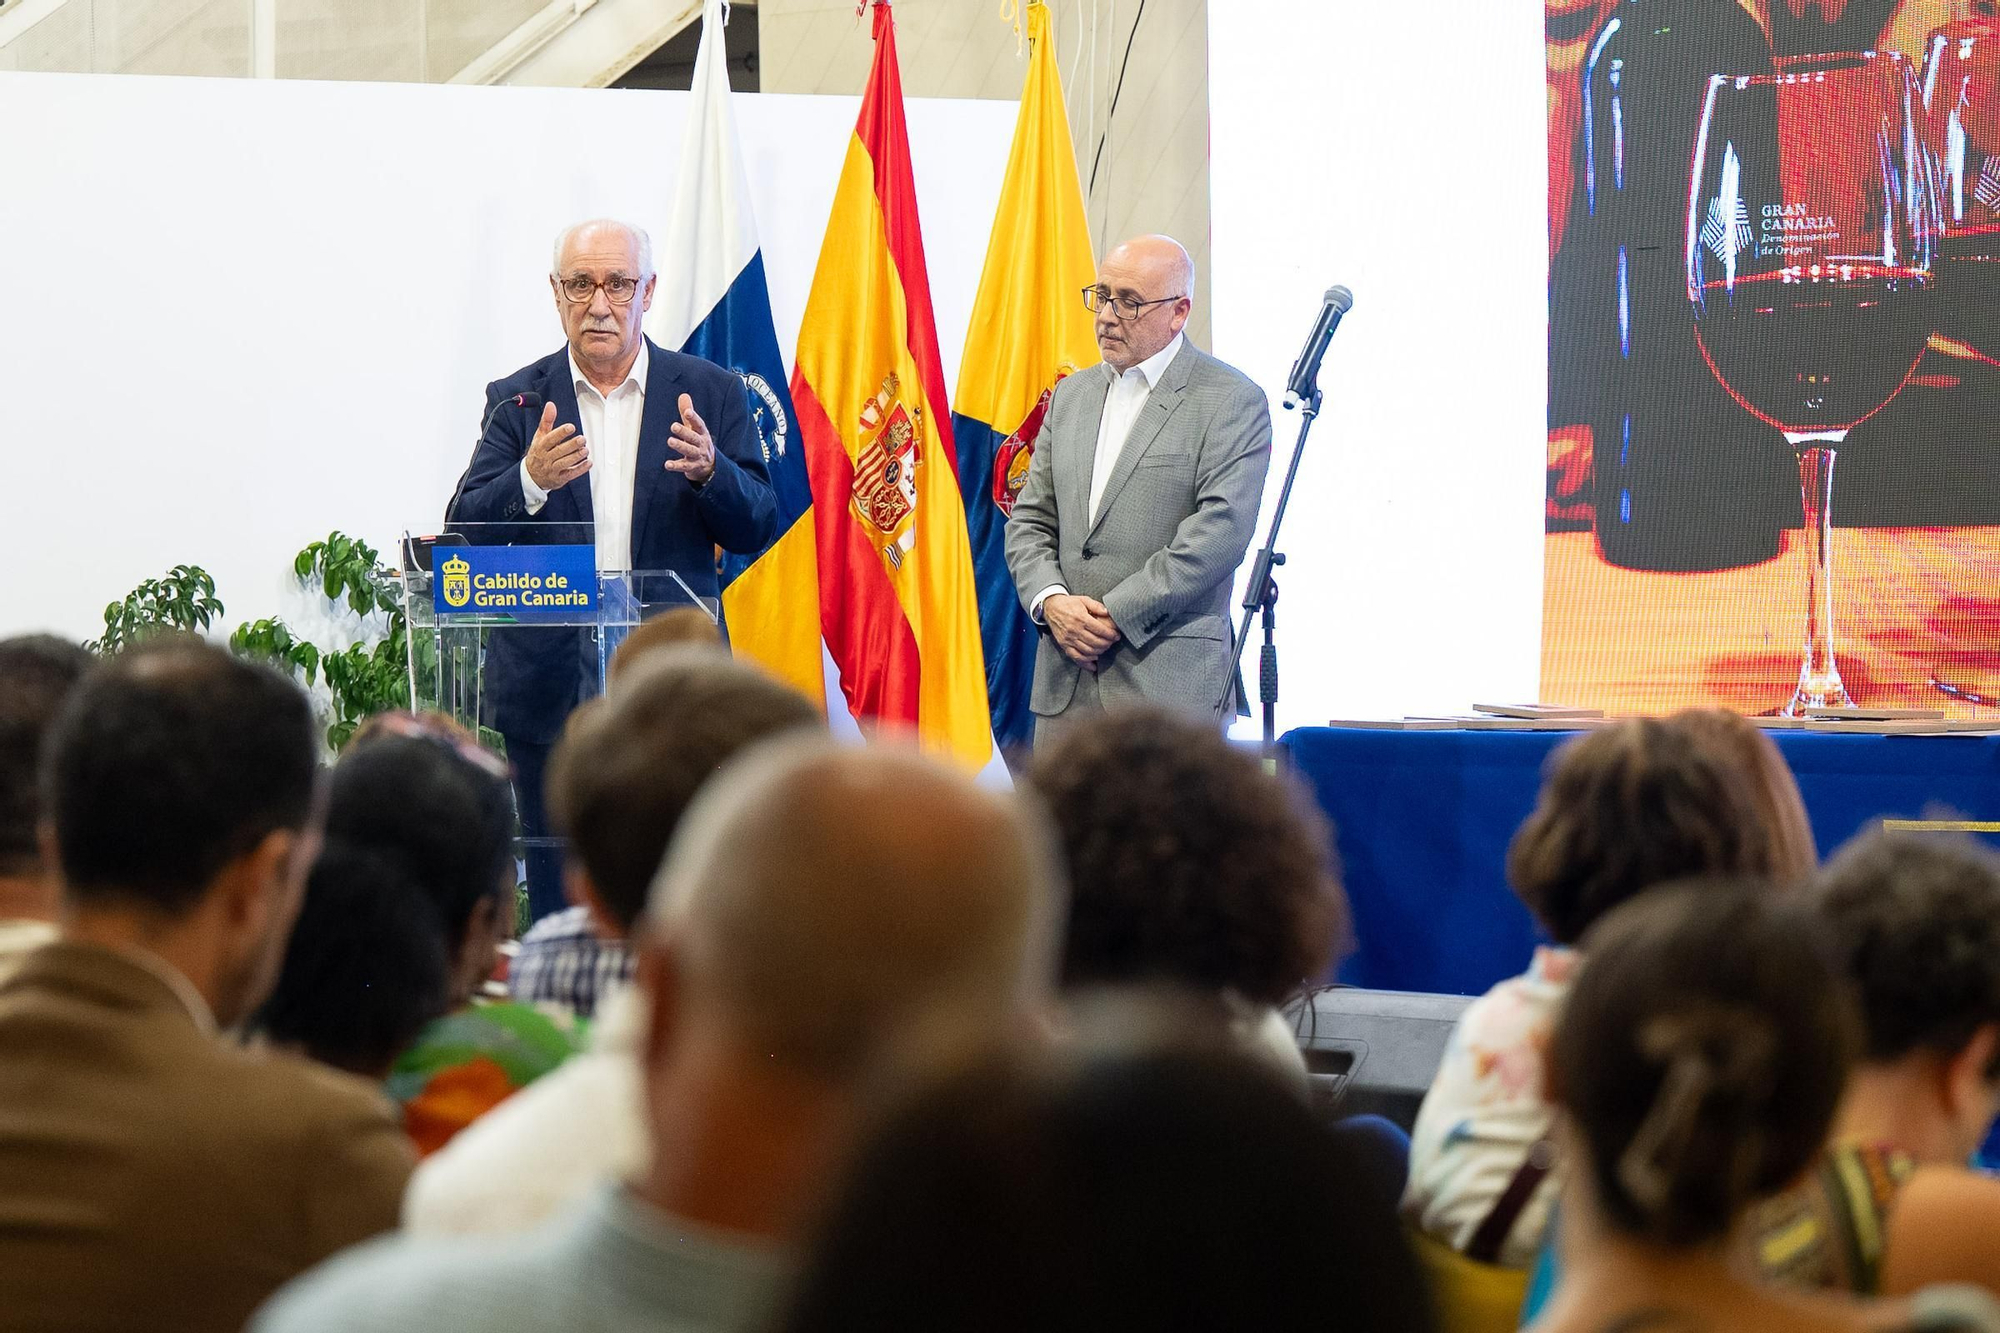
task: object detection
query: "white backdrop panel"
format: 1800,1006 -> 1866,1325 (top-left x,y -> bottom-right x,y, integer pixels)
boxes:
1209,1 -> 1548,727
0,72 -> 1012,641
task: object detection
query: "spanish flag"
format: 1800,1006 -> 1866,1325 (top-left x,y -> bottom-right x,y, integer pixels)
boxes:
951,0 -> 1098,750
790,0 -> 991,766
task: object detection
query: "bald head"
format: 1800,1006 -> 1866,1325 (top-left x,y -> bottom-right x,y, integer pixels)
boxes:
646,740 -> 1064,1080
1093,234 -> 1194,371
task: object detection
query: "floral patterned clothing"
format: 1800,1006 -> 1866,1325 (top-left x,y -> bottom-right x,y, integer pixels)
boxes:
385,1000 -> 588,1158
1402,945 -> 1579,1268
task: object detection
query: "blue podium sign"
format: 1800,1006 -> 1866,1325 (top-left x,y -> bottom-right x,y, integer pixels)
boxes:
434,545 -> 597,620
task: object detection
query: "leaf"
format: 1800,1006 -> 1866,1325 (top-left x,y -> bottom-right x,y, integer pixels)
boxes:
294,549 -> 314,581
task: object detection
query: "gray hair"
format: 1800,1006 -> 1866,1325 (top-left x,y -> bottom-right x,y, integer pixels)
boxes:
551,218 -> 654,279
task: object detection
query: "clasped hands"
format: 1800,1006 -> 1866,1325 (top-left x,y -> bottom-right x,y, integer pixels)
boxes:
1044,594 -> 1121,671
522,393 -> 717,492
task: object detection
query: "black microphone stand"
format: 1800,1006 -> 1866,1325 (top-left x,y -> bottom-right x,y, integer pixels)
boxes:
1226,382 -> 1322,754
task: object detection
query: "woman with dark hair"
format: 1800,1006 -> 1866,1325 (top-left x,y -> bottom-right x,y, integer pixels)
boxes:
253,843 -> 452,1079
262,717 -> 584,1155
1406,717 -> 1778,1272
1529,882 -> 2000,1333
775,1002 -> 1439,1333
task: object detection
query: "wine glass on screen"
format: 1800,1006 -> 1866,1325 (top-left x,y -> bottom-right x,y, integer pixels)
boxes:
1923,18 -> 2000,360
1919,20 -> 2000,706
1685,51 -> 1942,716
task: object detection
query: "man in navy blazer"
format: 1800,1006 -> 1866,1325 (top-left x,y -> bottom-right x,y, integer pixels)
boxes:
447,218 -> 776,920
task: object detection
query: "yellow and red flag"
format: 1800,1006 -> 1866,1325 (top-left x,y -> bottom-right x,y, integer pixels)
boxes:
791,0 -> 992,766
952,0 -> 1099,750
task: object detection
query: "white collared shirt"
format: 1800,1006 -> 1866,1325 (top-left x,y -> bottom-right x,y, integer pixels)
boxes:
519,341 -> 650,572
1089,330 -> 1183,521
1030,331 -> 1184,622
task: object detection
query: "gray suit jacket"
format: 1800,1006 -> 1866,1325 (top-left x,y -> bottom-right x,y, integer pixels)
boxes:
1004,340 -> 1272,720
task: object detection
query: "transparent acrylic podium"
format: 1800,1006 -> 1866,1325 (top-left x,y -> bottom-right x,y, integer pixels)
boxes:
399,521 -> 715,740
402,522 -> 717,920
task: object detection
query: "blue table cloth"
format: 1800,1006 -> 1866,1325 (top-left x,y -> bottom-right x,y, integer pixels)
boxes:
1280,725 -> 2000,997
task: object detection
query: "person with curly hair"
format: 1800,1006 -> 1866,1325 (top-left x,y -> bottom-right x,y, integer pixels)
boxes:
1024,705 -> 1345,1086
1405,716 -> 1782,1270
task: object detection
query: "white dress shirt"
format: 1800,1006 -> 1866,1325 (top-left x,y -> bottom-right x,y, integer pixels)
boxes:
1031,331 -> 1184,623
519,342 -> 650,572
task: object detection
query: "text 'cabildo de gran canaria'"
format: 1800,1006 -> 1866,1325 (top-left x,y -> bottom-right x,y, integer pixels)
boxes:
465,572 -> 590,609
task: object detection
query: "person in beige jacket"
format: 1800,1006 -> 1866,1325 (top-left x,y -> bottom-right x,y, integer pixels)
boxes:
0,640 -> 413,1333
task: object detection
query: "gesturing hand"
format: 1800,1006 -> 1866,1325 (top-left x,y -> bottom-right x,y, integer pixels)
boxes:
524,402 -> 590,492
666,393 -> 717,485
1044,594 -> 1120,672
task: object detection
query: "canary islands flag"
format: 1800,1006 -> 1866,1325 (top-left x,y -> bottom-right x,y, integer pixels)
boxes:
647,0 -> 822,704
789,0 -> 991,766
952,0 -> 1099,750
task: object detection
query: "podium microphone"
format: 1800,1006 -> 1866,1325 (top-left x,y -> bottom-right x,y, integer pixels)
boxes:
1282,285 -> 1354,411
446,392 -> 548,524
486,391 -> 544,431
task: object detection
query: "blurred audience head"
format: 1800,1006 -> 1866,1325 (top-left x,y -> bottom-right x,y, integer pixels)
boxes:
1509,717 -> 1773,945
329,716 -> 516,1005
645,737 -> 1064,1085
1667,707 -> 1817,882
1025,706 -> 1344,1006
1812,829 -> 2000,1163
253,841 -> 452,1078
42,638 -> 321,1026
0,634 -> 93,905
606,608 -> 722,683
1548,880 -> 1857,1249
775,994 -> 1437,1333
631,738 -> 1063,1236
549,647 -> 821,939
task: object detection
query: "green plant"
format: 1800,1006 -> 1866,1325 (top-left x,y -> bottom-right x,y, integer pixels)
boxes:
295,532 -> 400,619
297,532 -> 413,749
229,617 -> 320,686
90,537 -> 424,754
232,531 -> 415,751
320,624 -> 414,751
87,565 -> 223,654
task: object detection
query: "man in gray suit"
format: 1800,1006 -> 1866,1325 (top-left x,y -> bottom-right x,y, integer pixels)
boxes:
1005,234 -> 1272,740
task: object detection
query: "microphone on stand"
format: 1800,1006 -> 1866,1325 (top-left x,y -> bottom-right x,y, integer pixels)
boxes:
445,391 -> 548,525
1283,285 -> 1354,410
1224,283 -> 1355,748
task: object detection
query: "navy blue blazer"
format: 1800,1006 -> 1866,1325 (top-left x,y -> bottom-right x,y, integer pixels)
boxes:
446,337 -> 778,742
